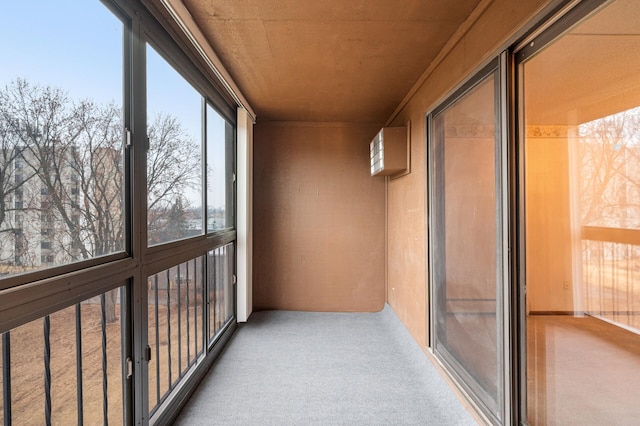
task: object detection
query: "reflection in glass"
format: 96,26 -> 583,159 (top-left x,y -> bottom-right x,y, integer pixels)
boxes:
523,0 -> 640,423
431,70 -> 502,420
0,1 -> 124,277
146,45 -> 203,246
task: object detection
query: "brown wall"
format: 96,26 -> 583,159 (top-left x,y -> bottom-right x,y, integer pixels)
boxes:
250,0 -> 557,335
386,0 -> 551,347
252,122 -> 386,312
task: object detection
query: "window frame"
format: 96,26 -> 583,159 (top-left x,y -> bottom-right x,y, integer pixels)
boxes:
512,0 -> 611,423
0,0 -> 239,424
426,55 -> 511,424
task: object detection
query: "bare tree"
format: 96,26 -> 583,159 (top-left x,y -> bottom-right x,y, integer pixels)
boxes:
69,101 -> 125,258
147,113 -> 200,244
580,108 -> 640,229
0,79 -> 201,319
1,79 -> 89,263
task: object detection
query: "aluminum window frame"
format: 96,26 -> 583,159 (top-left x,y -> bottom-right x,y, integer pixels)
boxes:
512,0 -> 611,424
0,0 -> 239,424
426,54 -> 511,424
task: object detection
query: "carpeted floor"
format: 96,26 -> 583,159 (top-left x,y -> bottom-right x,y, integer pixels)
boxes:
174,305 -> 476,425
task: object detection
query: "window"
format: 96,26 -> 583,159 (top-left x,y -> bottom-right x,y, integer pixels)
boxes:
148,257 -> 205,414
206,105 -> 234,232
518,0 -> 640,423
0,0 -> 125,275
208,243 -> 235,341
0,1 -> 238,424
146,45 -> 204,246
428,58 -> 507,423
1,287 -> 126,424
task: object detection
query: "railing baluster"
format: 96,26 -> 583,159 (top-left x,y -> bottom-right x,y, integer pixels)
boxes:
100,294 -> 109,426
43,316 -> 51,426
634,246 -> 638,329
611,244 -> 616,321
222,246 -> 227,323
205,251 -> 213,343
75,304 -> 83,426
186,260 -> 191,366
582,240 -> 593,312
225,245 -> 230,321
166,269 -> 172,387
599,241 -> 604,317
194,259 -> 198,355
177,264 -> 182,376
119,287 -> 128,426
626,244 -> 631,321
216,247 -> 224,333
154,275 -> 160,405
3,332 -> 11,426
220,247 -> 224,326
212,249 -> 218,337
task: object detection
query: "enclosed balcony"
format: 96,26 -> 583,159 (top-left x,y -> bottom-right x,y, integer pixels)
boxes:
1,0 -> 640,425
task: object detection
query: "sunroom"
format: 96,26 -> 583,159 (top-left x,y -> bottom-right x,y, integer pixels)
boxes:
1,0 -> 639,425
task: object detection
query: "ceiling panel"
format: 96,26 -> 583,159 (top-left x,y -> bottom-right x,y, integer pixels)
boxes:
524,0 -> 640,125
182,0 -> 482,122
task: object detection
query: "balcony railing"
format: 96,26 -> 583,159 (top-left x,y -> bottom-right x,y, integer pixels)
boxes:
0,287 -> 126,425
147,242 -> 235,419
148,258 -> 204,416
1,241 -> 236,424
582,226 -> 640,332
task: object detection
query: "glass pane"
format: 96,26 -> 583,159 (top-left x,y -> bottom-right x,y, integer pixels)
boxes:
146,45 -> 203,245
208,243 -> 234,343
0,1 -> 124,277
206,105 -> 233,232
522,0 -> 640,423
431,72 -> 502,420
0,287 -> 125,424
147,257 -> 204,416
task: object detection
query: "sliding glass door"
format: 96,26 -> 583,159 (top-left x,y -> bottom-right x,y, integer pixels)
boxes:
428,57 -> 508,424
517,0 -> 640,423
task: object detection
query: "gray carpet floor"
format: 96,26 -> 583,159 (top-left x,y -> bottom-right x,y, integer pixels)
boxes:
175,305 -> 477,425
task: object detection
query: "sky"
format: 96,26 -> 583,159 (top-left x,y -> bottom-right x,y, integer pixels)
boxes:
1,0 -> 228,209
1,0 -> 123,105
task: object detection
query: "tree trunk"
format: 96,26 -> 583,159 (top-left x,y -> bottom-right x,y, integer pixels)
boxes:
105,288 -> 119,323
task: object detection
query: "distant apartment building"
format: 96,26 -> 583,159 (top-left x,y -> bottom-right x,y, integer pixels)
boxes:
0,146 -> 83,274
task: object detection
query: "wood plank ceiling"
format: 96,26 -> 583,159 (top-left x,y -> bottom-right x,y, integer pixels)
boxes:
181,0 -> 482,123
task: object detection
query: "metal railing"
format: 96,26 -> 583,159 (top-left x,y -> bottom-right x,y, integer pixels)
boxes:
208,244 -> 234,344
147,242 -> 235,418
1,241 -> 237,424
0,287 -> 126,425
148,257 -> 205,416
